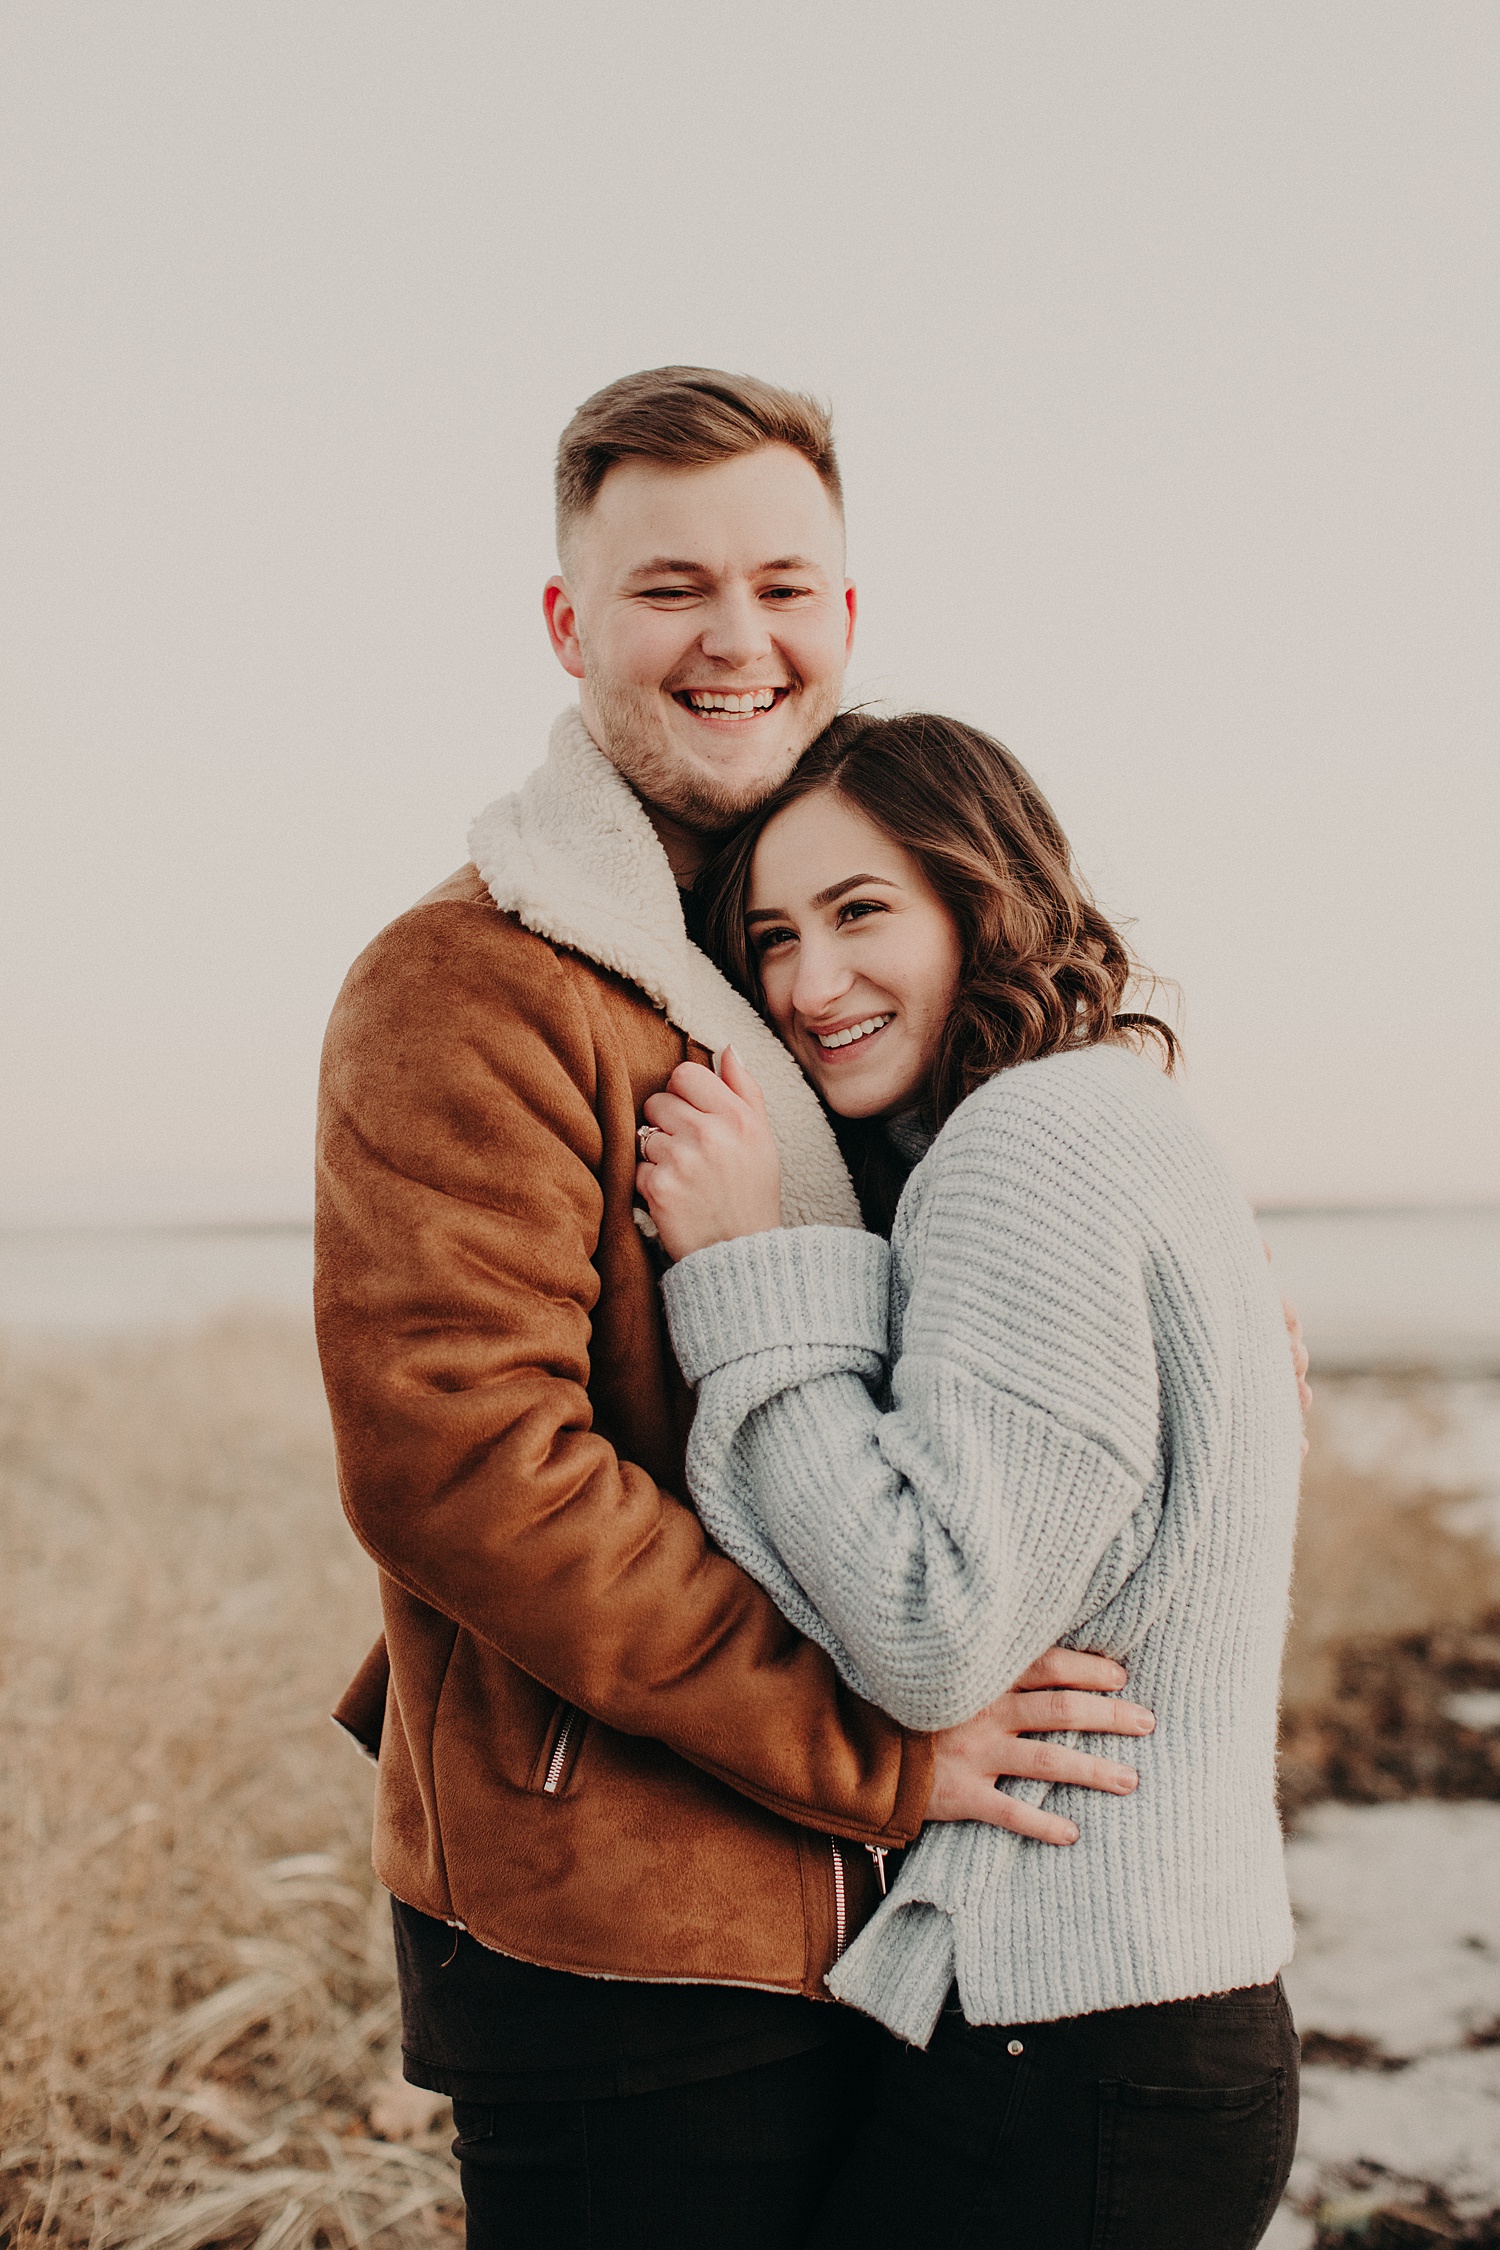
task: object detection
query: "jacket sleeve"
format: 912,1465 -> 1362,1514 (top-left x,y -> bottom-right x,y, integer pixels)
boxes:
661,1065 -> 1177,1733
314,899 -> 931,1845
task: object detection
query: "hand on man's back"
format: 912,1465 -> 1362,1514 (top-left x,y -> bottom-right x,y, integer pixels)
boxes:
926,1647 -> 1156,1845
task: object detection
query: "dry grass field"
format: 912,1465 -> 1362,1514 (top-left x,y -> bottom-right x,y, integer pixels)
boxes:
0,1316 -> 459,2248
2,1313 -> 1498,2247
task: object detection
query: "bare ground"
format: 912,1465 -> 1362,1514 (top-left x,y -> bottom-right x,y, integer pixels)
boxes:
1281,1375 -> 1500,1817
3,1320 -> 1498,2246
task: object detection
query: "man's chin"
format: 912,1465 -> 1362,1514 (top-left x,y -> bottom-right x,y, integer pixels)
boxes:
651,733 -> 807,831
582,682 -> 837,835
656,780 -> 784,841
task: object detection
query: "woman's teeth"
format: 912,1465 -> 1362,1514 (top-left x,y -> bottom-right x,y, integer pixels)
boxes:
684,688 -> 780,713
816,1015 -> 893,1050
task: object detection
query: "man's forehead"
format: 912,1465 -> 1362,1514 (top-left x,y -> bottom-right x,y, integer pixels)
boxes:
581,448 -> 844,564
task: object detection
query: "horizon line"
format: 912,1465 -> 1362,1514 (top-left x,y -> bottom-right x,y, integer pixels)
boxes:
3,1201 -> 1500,1239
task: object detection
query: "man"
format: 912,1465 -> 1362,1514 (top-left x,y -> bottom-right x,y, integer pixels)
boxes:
315,370 -> 1176,2247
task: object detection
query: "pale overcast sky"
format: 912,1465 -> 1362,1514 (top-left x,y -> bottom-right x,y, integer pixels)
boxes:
3,2 -> 1496,1223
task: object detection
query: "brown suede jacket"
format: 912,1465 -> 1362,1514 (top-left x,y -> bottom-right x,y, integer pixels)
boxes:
316,718 -> 934,1998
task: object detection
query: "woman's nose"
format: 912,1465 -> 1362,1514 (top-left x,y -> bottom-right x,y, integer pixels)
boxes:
791,940 -> 854,1019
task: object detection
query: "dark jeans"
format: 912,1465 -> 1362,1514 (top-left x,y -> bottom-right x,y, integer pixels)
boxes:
807,1978 -> 1299,2250
453,1979 -> 1296,2249
452,2029 -> 881,2250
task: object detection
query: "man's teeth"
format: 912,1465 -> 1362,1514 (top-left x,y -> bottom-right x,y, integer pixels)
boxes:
816,1016 -> 893,1050
685,688 -> 780,713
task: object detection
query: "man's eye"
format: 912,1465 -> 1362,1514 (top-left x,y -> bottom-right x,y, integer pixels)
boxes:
641,588 -> 697,602
762,585 -> 809,602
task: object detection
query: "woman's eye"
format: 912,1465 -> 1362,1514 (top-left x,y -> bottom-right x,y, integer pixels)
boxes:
837,898 -> 886,926
751,925 -> 796,956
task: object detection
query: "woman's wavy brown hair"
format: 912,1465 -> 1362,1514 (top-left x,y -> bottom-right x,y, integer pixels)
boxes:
699,711 -> 1177,1224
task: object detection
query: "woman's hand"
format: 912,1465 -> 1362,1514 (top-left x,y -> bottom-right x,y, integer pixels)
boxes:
1283,1296 -> 1312,1416
636,1047 -> 783,1262
925,1648 -> 1156,1846
1263,1241 -> 1312,1455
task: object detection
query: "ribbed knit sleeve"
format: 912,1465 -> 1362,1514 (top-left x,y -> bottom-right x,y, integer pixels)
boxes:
661,1054 -> 1168,1732
664,1224 -> 890,1379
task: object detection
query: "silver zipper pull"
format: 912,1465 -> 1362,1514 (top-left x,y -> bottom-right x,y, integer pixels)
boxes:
866,1844 -> 889,1896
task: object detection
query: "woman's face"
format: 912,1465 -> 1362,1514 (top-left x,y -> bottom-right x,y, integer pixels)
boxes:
746,787 -> 964,1119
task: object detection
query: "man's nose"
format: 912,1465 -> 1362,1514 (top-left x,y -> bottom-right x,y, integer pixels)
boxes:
697,588 -> 772,669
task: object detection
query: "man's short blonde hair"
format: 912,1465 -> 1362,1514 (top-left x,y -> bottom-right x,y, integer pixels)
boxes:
555,366 -> 843,557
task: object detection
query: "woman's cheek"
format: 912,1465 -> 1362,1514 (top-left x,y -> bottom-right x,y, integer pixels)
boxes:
758,963 -> 794,1035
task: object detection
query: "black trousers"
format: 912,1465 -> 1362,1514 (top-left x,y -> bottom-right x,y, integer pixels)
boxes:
808,1979 -> 1299,2250
453,1980 -> 1297,2250
451,2032 -> 880,2250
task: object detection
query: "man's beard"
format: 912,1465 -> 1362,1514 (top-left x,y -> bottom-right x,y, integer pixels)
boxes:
583,674 -> 843,840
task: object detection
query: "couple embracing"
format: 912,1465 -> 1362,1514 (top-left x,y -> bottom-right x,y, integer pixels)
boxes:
315,367 -> 1309,2249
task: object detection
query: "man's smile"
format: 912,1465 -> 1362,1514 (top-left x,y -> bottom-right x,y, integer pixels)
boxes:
672,686 -> 791,722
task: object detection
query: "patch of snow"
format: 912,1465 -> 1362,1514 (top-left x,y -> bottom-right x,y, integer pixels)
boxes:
1291,2048 -> 1500,2221
1316,1376 -> 1500,1526
1275,1800 -> 1500,2230
1283,1801 -> 1500,2056
1444,1690 -> 1500,1731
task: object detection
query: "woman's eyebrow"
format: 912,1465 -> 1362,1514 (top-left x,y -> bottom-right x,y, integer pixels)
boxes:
745,874 -> 897,925
812,873 -> 897,908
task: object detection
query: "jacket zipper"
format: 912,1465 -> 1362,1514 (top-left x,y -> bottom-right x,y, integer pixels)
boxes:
866,1843 -> 890,1897
542,1705 -> 579,1795
830,1840 -> 847,1958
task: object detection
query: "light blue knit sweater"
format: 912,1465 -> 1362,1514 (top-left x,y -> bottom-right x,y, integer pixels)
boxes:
661,1045 -> 1303,2046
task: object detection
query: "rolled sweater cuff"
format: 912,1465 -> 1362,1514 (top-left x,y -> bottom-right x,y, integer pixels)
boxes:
662,1226 -> 891,1385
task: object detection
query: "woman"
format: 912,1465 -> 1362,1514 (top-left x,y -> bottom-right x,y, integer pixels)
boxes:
635,713 -> 1303,2249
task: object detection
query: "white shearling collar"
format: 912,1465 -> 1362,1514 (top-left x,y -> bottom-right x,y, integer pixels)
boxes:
467,709 -> 862,1232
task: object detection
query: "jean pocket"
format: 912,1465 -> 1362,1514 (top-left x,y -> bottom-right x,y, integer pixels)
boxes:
1091,2070 -> 1290,2250
450,2099 -> 497,2150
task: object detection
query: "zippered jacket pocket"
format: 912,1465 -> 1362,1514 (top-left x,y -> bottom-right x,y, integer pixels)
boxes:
527,1700 -> 587,1796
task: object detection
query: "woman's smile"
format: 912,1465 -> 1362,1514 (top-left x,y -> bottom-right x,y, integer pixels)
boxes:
811,1012 -> 894,1054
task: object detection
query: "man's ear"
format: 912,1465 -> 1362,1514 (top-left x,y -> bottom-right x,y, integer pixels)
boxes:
543,578 -> 586,680
843,579 -> 858,657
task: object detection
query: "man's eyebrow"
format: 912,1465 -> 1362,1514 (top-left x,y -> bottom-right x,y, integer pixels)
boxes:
745,874 -> 897,924
623,557 -> 711,580
622,554 -> 824,581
